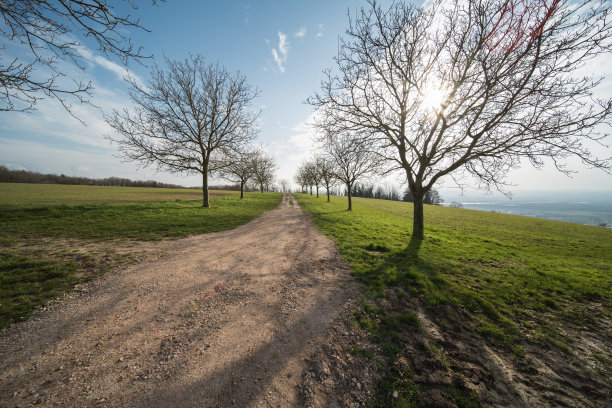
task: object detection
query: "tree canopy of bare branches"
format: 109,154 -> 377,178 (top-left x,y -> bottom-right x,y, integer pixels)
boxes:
220,147 -> 261,199
320,131 -> 380,211
309,0 -> 612,238
106,55 -> 260,207
1,0 -> 157,113
294,166 -> 309,193
252,151 -> 276,193
315,155 -> 337,202
304,160 -> 322,197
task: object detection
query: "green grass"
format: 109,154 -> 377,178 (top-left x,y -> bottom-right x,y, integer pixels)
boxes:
0,183 -> 230,208
0,192 -> 283,242
0,252 -> 79,327
296,194 -> 612,348
298,194 -> 611,406
0,184 -> 283,328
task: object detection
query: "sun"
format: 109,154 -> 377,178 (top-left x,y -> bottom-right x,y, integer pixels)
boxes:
421,88 -> 445,110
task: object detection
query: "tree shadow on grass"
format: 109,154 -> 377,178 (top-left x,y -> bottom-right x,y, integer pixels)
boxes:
354,236 -> 452,299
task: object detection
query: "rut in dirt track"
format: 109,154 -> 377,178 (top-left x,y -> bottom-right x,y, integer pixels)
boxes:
0,194 -> 353,407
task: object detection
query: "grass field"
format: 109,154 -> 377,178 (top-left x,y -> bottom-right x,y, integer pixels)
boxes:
0,183 -> 282,328
0,183 -> 230,208
297,194 -> 612,349
297,194 -> 612,406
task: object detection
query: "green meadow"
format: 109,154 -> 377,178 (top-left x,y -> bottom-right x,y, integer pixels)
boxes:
0,183 -> 282,328
296,194 -> 612,351
0,182 -> 225,208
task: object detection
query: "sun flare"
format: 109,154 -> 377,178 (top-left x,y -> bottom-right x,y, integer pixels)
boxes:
421,88 -> 445,109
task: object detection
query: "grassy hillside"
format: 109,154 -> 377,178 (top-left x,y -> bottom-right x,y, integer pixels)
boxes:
298,194 -> 611,347
0,183 -> 282,328
297,194 -> 611,405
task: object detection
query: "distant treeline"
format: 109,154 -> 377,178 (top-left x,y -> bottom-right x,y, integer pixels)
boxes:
0,165 -> 189,189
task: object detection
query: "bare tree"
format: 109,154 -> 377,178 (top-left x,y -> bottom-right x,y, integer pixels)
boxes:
314,155 -> 337,202
106,55 -> 259,207
220,148 -> 260,199
295,161 -> 315,194
294,167 -> 309,193
303,160 -> 322,198
1,0 -> 158,114
252,151 -> 276,193
278,179 -> 290,193
309,0 -> 612,238
321,131 -> 380,211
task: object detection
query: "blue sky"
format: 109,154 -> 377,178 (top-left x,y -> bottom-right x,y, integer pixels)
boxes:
1,0 -> 611,194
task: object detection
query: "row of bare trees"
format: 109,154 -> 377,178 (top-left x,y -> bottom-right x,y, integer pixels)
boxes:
295,133 -> 380,211
221,148 -> 276,198
107,55 -> 276,207
308,0 -> 612,239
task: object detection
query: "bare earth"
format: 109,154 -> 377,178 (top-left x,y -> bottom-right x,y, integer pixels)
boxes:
0,194 -> 355,407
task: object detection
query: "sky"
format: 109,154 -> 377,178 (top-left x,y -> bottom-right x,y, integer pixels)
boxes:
1,0 -> 611,195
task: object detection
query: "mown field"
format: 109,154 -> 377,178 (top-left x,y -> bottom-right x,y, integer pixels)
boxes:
0,183 -> 283,328
0,183 -> 227,208
296,193 -> 612,406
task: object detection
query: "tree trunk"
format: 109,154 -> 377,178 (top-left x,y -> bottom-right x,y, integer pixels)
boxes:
202,165 -> 210,208
240,181 -> 244,199
316,185 -> 319,198
412,191 -> 424,239
326,184 -> 330,202
347,183 -> 353,211
309,185 -> 313,195
260,183 -> 264,193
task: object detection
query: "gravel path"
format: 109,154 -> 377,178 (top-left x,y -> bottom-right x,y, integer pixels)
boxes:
0,194 -> 352,407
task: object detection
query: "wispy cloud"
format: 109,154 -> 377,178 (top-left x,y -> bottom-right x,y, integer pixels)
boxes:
77,44 -> 146,88
294,27 -> 307,38
316,24 -> 324,38
238,2 -> 251,24
271,31 -> 289,73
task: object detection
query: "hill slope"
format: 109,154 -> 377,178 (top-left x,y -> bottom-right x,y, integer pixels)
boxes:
297,194 -> 611,407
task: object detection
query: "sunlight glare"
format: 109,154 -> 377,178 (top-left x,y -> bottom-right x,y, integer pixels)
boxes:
421,88 -> 445,110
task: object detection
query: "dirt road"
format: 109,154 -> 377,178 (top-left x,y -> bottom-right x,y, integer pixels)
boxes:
0,194 -> 354,407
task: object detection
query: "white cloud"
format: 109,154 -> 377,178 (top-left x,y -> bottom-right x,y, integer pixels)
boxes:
270,31 -> 289,73
294,27 -> 307,38
266,115 -> 320,186
278,32 -> 289,56
77,44 -> 146,88
316,23 -> 324,37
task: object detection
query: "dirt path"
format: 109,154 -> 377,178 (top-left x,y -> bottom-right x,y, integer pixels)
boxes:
0,194 -> 354,407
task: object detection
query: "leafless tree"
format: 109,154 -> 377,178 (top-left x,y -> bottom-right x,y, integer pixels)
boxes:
106,55 -> 260,207
309,0 -> 612,238
314,155 -> 337,202
252,151 -> 276,193
1,0 -> 158,114
278,179 -> 290,193
295,162 -> 314,194
320,131 -> 380,211
294,168 -> 309,193
220,148 -> 260,199
303,160 -> 322,197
